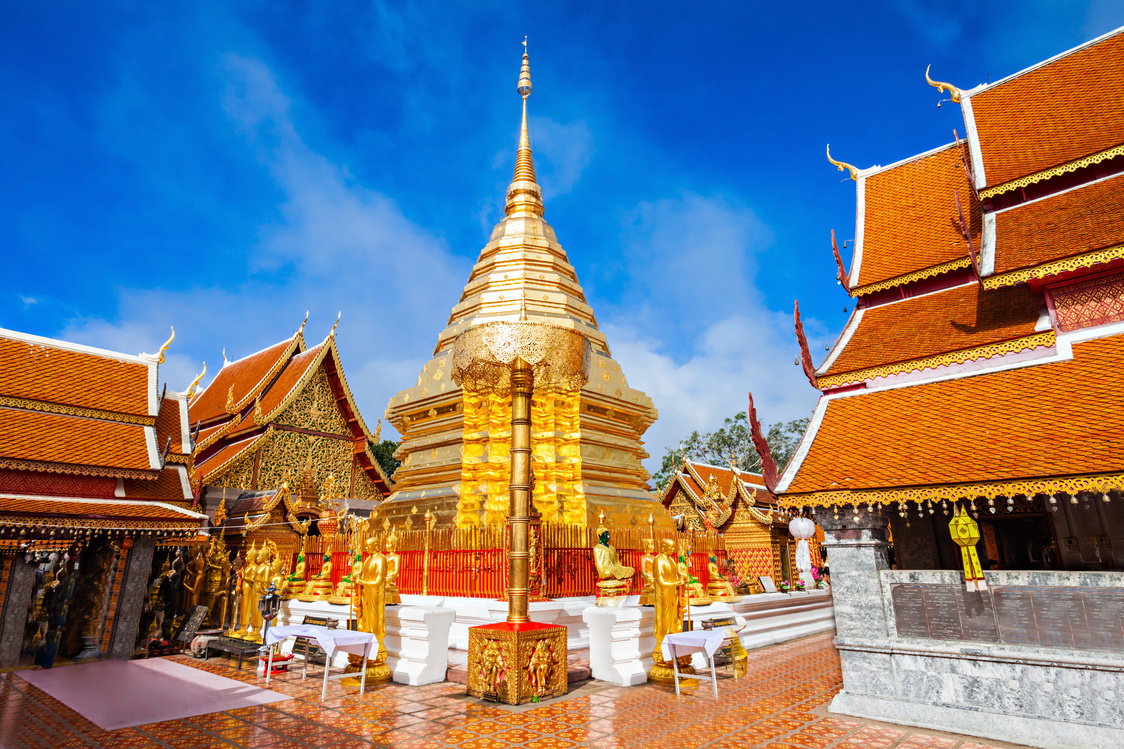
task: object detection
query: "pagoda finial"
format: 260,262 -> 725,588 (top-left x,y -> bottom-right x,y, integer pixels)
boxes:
826,144 -> 858,181
506,38 -> 544,218
925,65 -> 962,105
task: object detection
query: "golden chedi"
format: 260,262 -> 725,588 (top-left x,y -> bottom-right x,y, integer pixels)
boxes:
373,42 -> 668,532
649,538 -> 696,685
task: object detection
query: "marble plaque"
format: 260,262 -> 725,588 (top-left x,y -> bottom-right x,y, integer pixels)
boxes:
921,585 -> 964,640
891,584 -> 931,638
993,587 -> 1039,646
1081,588 -> 1124,651
955,588 -> 1000,643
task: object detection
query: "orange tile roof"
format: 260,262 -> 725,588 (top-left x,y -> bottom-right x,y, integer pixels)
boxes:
123,468 -> 190,501
666,461 -> 778,507
189,337 -> 297,423
195,433 -> 264,484
0,409 -> 152,472
993,174 -> 1124,275
0,336 -> 149,415
970,31 -> 1124,188
786,333 -> 1124,494
0,496 -> 203,522
857,144 -> 980,290
154,396 -> 186,455
257,345 -> 323,417
824,284 -> 1042,377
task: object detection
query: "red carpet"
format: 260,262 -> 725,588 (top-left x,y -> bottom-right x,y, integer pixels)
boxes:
19,657 -> 287,730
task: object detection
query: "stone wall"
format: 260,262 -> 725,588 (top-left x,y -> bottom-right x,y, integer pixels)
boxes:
816,505 -> 1124,749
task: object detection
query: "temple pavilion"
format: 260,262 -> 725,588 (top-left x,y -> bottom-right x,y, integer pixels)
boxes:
659,458 -> 817,585
755,28 -> 1124,749
191,319 -> 393,564
0,327 -> 206,667
374,50 -> 664,530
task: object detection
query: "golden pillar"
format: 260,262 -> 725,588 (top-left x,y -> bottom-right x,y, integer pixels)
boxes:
453,313 -> 590,704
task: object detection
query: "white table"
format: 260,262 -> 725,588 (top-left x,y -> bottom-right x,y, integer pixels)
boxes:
661,627 -> 743,699
264,624 -> 379,700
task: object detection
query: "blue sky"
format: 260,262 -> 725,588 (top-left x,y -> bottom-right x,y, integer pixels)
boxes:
2,1 -> 1121,469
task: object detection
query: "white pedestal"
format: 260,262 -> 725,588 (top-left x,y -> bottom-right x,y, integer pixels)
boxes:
387,606 -> 455,685
582,606 -> 655,686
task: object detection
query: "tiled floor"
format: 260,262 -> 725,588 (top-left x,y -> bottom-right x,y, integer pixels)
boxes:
0,633 -> 1027,748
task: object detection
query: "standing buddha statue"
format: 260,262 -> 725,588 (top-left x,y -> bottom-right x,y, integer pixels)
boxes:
384,528 -> 401,605
229,543 -> 259,639
182,547 -> 205,612
349,535 -> 391,684
649,538 -> 695,685
638,538 -> 657,606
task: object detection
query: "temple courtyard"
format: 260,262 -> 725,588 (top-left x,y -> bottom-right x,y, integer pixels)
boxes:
2,634 -> 1025,749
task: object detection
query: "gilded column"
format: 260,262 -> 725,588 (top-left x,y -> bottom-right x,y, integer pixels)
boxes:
508,359 -> 533,624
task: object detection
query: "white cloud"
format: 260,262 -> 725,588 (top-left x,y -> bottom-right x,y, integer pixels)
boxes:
59,54 -> 469,439
531,118 -> 593,200
599,194 -> 822,472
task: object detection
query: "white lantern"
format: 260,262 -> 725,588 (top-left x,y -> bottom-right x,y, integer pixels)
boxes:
788,517 -> 818,588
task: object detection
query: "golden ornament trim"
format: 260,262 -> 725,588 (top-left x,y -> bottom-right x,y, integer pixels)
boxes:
819,331 -> 1056,388
780,471 -> 1124,509
982,243 -> 1124,290
0,458 -> 155,480
978,144 -> 1124,199
0,396 -> 155,426
853,257 -> 971,297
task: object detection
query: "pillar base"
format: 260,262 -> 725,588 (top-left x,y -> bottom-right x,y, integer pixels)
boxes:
467,621 -> 568,705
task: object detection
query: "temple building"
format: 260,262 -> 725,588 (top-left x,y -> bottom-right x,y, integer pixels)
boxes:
659,459 -> 817,585
758,28 -> 1124,749
0,327 -> 206,668
374,51 -> 663,530
191,320 -> 393,568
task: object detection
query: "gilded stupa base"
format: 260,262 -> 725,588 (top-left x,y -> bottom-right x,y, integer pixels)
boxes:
648,660 -> 697,687
467,622 -> 567,705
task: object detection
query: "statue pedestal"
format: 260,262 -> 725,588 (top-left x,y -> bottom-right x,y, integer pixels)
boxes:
466,621 -> 568,705
583,606 -> 654,686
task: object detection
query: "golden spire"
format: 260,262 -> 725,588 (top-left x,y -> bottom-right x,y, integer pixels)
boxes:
505,38 -> 544,218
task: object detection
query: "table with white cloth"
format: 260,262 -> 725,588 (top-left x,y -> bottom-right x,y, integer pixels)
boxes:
660,627 -> 743,699
264,625 -> 379,699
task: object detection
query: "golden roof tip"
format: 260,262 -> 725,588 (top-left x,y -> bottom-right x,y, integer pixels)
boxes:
329,311 -> 341,338
186,362 -> 207,399
156,326 -> 175,364
925,65 -> 962,105
505,38 -> 543,218
299,310 -> 309,335
826,144 -> 859,181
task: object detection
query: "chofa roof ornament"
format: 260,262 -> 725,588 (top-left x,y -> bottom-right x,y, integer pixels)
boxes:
826,144 -> 858,181
925,64 -> 962,105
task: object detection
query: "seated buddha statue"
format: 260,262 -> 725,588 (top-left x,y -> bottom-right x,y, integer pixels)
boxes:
593,521 -> 634,607
706,554 -> 740,601
327,552 -> 361,606
279,554 -> 306,599
678,547 -> 712,607
384,529 -> 401,605
297,553 -> 334,602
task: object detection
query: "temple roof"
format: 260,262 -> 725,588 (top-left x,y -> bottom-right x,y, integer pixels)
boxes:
819,282 -> 1044,388
851,143 -> 980,294
967,28 -> 1124,191
0,329 -> 153,417
661,459 -> 777,531
190,336 -> 301,424
779,332 -> 1124,503
0,409 -> 155,474
989,173 -> 1124,280
0,496 -> 206,526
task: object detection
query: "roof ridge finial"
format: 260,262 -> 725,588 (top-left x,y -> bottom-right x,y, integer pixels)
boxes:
505,38 -> 544,218
925,64 -> 962,105
826,144 -> 859,181
298,310 -> 309,336
329,311 -> 341,339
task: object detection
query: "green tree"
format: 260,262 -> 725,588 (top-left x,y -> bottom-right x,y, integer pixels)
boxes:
650,412 -> 809,491
370,439 -> 401,478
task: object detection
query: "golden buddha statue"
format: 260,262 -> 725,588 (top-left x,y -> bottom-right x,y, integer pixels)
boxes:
649,538 -> 695,685
247,542 -> 274,641
297,553 -> 334,602
639,538 -> 656,606
384,528 -> 401,605
229,543 -> 259,639
678,543 -> 712,607
347,535 -> 390,684
327,551 -> 361,606
706,554 -> 741,601
279,553 -> 306,599
201,538 -> 231,628
183,547 -> 205,611
593,519 -> 633,607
